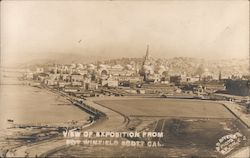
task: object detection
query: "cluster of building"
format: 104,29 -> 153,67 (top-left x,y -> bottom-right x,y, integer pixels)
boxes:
22,46 -> 250,98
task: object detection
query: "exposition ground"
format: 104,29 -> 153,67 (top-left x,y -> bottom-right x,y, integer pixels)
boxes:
50,98 -> 249,157
95,98 -> 234,118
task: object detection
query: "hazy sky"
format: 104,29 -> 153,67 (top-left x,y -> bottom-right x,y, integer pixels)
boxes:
1,1 -> 249,66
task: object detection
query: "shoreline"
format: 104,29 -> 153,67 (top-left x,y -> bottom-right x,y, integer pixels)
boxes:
2,95 -> 249,158
1,81 -> 249,157
0,83 -> 94,157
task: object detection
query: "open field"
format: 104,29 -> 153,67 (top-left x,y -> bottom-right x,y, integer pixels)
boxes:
47,98 -> 249,158
95,98 -> 234,119
49,145 -> 213,158
49,118 -> 247,158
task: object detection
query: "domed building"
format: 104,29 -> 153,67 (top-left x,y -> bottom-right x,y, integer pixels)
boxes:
87,64 -> 96,70
76,63 -> 83,69
70,63 -> 76,69
97,64 -> 109,79
155,65 -> 167,75
125,64 -> 133,70
112,64 -> 123,70
142,65 -> 154,75
86,64 -> 97,78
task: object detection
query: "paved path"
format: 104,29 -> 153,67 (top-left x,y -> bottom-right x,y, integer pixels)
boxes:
84,99 -> 128,131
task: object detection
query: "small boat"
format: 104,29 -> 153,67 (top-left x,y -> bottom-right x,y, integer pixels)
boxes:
7,119 -> 14,122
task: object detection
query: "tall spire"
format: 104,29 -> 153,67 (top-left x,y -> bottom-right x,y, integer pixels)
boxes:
145,44 -> 149,59
143,45 -> 150,65
140,45 -> 152,81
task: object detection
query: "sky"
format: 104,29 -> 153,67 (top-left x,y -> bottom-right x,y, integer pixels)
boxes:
1,0 -> 249,66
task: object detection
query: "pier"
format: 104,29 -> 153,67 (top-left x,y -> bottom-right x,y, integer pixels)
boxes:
71,100 -> 106,119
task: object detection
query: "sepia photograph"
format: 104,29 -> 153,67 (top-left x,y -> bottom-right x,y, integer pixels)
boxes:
0,0 -> 249,157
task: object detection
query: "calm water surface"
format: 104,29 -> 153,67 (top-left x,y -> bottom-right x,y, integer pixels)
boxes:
0,70 -> 89,129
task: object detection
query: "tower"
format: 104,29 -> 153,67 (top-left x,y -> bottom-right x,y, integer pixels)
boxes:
140,45 -> 153,81
143,45 -> 150,66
